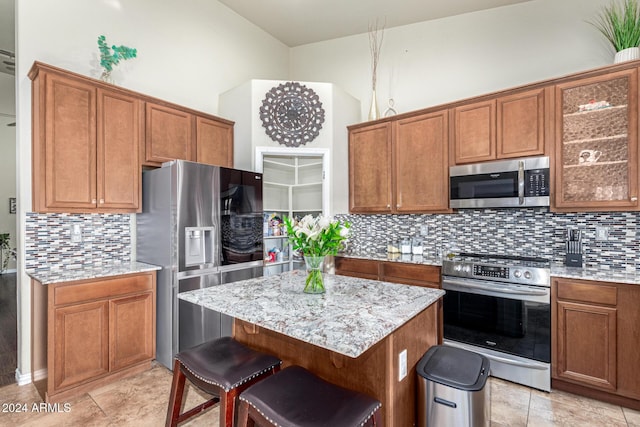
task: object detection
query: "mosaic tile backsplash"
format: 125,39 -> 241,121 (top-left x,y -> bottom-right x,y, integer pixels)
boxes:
337,208 -> 640,272
25,213 -> 131,271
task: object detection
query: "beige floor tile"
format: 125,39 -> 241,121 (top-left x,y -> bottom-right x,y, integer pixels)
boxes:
529,388 -> 627,427
624,407 -> 640,427
489,377 -> 531,427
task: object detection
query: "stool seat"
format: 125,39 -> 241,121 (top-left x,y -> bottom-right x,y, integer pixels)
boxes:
238,365 -> 382,427
166,337 -> 281,427
176,336 -> 281,392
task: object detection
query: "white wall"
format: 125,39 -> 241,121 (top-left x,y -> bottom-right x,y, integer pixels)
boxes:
0,72 -> 16,272
219,80 -> 359,213
290,0 -> 615,121
14,0 -> 290,380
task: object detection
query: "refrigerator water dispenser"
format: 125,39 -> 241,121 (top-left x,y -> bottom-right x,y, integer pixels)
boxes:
185,227 -> 215,266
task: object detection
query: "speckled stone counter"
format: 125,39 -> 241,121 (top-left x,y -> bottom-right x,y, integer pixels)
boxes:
338,251 -> 442,267
551,263 -> 640,285
27,261 -> 161,285
179,269 -> 444,358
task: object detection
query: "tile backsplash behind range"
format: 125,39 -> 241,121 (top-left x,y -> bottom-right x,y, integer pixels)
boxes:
25,213 -> 132,271
338,208 -> 640,271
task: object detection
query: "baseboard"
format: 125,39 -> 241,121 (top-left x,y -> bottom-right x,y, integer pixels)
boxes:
15,368 -> 32,386
1,269 -> 16,274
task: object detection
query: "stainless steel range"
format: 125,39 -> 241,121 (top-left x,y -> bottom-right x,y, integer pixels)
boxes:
441,253 -> 551,391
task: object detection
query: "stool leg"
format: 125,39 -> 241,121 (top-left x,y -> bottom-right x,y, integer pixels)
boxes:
166,359 -> 187,427
236,400 -> 255,427
220,388 -> 239,427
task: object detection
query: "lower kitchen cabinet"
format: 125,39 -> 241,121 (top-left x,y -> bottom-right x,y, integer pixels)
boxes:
31,271 -> 156,403
552,277 -> 640,409
334,256 -> 441,289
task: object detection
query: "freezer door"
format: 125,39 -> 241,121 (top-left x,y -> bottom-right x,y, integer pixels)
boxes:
177,273 -> 223,352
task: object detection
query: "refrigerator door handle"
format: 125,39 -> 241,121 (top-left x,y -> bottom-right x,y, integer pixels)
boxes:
218,260 -> 264,273
177,267 -> 221,280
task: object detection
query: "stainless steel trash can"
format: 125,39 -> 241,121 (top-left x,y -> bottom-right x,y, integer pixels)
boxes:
417,345 -> 490,427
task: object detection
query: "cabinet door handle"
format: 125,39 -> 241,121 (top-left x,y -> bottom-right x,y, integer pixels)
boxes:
396,204 -> 400,208
386,204 -> 391,209
99,199 -> 105,204
92,199 -> 97,204
631,196 -> 638,202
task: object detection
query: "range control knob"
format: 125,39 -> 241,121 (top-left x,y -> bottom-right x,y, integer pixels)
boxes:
524,271 -> 532,279
513,270 -> 522,278
463,265 -> 471,273
454,265 -> 462,272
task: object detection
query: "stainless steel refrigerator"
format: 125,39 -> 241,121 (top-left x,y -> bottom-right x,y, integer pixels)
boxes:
136,160 -> 263,369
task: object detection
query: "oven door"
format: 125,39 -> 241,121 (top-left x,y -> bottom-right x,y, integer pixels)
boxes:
442,276 -> 551,363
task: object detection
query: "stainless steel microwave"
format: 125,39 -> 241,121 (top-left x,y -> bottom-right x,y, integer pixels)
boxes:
449,156 -> 550,208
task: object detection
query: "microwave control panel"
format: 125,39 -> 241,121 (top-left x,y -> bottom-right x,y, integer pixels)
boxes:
525,169 -> 549,197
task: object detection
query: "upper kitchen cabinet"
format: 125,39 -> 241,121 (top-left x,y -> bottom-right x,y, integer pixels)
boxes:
195,116 -> 234,167
144,102 -> 194,165
349,122 -> 393,213
143,102 -> 234,168
348,110 -> 450,214
452,99 -> 495,163
553,68 -> 639,211
30,63 -> 141,213
394,111 -> 449,212
452,88 -> 548,164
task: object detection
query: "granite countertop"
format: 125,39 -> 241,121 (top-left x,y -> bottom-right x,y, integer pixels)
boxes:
338,251 -> 442,267
550,263 -> 640,285
27,261 -> 162,285
178,269 -> 444,358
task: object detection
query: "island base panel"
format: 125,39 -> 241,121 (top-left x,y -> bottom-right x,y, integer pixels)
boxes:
233,301 -> 441,427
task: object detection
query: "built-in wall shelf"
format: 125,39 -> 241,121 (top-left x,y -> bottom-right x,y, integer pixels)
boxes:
258,149 -> 328,276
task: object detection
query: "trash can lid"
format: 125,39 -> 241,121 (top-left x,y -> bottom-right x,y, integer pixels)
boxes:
417,345 -> 490,391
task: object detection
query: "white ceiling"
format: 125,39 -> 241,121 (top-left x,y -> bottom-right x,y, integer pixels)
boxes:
218,0 -> 533,47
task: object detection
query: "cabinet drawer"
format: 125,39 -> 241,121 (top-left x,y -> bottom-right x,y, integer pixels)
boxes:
335,257 -> 379,277
556,279 -> 617,306
381,263 -> 440,288
54,273 -> 154,306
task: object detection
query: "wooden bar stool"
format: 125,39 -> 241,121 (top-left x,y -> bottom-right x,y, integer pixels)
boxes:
237,365 -> 382,427
165,337 -> 281,427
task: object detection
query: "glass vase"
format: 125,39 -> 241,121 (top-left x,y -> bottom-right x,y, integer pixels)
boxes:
303,255 -> 325,294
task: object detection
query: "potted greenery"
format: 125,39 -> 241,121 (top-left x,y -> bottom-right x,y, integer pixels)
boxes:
97,35 -> 137,83
591,0 -> 640,63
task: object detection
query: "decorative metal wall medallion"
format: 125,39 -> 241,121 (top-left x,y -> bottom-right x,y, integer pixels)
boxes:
259,81 -> 325,147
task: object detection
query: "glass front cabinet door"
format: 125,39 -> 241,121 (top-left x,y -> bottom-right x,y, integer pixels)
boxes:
554,68 -> 639,211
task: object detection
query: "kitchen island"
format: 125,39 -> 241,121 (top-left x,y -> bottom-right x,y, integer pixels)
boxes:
179,269 -> 444,426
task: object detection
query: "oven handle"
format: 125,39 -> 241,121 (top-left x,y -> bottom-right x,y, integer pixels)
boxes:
442,278 -> 549,296
484,351 -> 550,370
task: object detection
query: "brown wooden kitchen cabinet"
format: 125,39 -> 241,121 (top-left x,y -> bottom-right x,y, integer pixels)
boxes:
348,110 -> 450,214
394,111 -> 450,212
552,277 -> 640,409
452,88 -> 548,164
334,256 -> 441,289
144,102 -> 194,165
553,68 -> 639,211
334,256 -> 380,280
31,271 -> 156,403
196,116 -> 234,167
30,64 -> 142,213
144,104 -> 235,168
348,122 -> 393,213
30,62 -> 235,213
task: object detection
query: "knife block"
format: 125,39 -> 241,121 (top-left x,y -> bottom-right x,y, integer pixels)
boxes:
565,253 -> 583,268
